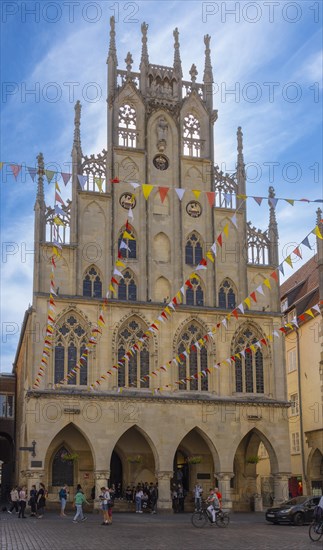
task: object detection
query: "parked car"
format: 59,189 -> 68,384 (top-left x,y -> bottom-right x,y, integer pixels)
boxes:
265,496 -> 320,525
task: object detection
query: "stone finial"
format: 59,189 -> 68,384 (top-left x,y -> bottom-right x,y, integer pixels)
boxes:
173,27 -> 183,78
269,186 -> 275,199
140,22 -> 149,66
125,52 -> 133,75
73,100 -> 81,147
316,207 -> 322,225
237,126 -> 243,155
189,64 -> 198,84
109,16 -> 116,52
203,34 -> 213,83
268,186 -> 278,236
35,152 -> 45,206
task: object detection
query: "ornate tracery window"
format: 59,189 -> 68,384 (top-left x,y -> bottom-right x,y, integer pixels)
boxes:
218,279 -> 236,309
118,104 -> 137,148
83,265 -> 102,298
233,326 -> 264,394
118,270 -> 137,301
185,232 -> 203,265
54,314 -> 88,385
186,277 -> 204,306
177,323 -> 209,391
183,114 -> 201,157
118,226 -> 137,259
117,318 -> 151,389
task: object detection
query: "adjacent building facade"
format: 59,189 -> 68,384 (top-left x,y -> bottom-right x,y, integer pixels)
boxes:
13,19 -> 292,511
280,217 -> 323,498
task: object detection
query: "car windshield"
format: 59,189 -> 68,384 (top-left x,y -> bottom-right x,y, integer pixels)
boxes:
282,497 -> 308,506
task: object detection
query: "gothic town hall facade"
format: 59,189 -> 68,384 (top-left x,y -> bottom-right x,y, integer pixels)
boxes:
14,19 -> 291,511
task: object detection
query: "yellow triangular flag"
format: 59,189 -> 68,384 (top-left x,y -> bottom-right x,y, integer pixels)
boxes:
223,223 -> 229,238
95,177 -> 103,192
285,199 -> 294,206
0,162 -> 3,171
116,260 -> 126,267
192,189 -> 201,199
244,297 -> 251,308
206,251 -> 215,263
109,284 -> 117,294
53,216 -> 65,226
313,225 -> 323,239
285,255 -> 293,268
55,181 -> 61,193
263,279 -> 271,289
305,309 -> 315,318
237,194 -> 247,199
123,230 -> 135,240
142,184 -> 154,200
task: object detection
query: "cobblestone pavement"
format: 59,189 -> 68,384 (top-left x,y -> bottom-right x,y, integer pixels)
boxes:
1,511 -> 322,550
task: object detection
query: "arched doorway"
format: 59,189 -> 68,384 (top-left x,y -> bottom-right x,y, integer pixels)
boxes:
45,423 -> 94,499
232,429 -> 277,512
308,449 -> 323,495
111,426 -> 156,494
173,428 -> 216,506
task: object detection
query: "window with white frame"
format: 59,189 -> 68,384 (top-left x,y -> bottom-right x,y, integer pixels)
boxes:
291,432 -> 300,453
287,348 -> 297,373
290,393 -> 299,416
281,298 -> 288,312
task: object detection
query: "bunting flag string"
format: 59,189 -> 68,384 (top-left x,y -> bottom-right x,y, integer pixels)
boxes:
1,161 -> 322,206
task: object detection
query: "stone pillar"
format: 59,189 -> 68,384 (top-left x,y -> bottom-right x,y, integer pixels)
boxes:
156,470 -> 173,511
93,470 -> 110,510
273,473 -> 289,506
216,472 -> 234,510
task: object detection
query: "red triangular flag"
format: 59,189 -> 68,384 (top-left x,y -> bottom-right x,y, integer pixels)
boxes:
250,291 -> 257,302
270,271 -> 279,282
217,234 -> 223,247
158,187 -> 169,203
206,192 -> 215,207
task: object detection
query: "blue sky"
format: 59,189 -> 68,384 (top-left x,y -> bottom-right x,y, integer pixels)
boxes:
1,0 -> 322,373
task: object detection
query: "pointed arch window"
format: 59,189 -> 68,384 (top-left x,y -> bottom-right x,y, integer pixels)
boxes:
233,327 -> 264,394
218,279 -> 236,309
117,318 -> 151,389
185,232 -> 203,265
183,114 -> 201,157
118,226 -> 136,259
177,323 -> 209,391
118,270 -> 137,301
83,266 -> 102,298
54,314 -> 88,385
52,446 -> 74,487
186,277 -> 204,306
118,104 -> 137,148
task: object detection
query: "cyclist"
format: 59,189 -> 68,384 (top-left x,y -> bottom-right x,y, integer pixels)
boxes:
206,488 -> 220,523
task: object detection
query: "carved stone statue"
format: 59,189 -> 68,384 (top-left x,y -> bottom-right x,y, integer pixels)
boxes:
156,116 -> 168,152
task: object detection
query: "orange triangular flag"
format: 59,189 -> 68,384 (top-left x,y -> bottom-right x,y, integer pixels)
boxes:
270,271 -> 279,282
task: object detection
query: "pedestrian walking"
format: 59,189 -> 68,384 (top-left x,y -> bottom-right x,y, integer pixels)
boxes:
36,483 -> 47,518
18,486 -> 27,518
7,486 -> 19,514
149,482 -> 158,514
59,484 -> 69,516
29,485 -> 37,516
194,482 -> 203,511
73,487 -> 90,523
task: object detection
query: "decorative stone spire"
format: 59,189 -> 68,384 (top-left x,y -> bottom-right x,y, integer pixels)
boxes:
316,207 -> 322,226
268,186 -> 279,266
189,64 -> 198,88
108,15 -> 117,63
236,126 -> 246,195
73,100 -> 82,158
140,22 -> 149,66
35,152 -> 45,207
203,34 -> 213,83
107,16 -> 118,98
173,27 -> 183,78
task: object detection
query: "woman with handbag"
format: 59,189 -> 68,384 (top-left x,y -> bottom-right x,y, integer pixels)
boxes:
36,483 -> 47,518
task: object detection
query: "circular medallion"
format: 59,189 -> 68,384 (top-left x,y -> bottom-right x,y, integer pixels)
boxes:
153,154 -> 169,171
119,192 -> 136,210
186,201 -> 202,218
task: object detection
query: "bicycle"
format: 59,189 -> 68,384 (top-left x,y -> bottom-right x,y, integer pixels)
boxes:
191,504 -> 230,528
309,520 -> 323,542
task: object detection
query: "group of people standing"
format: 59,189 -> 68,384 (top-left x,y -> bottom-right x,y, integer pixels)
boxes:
8,483 -> 47,519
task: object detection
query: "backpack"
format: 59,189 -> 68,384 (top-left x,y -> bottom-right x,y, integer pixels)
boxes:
313,506 -> 323,522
